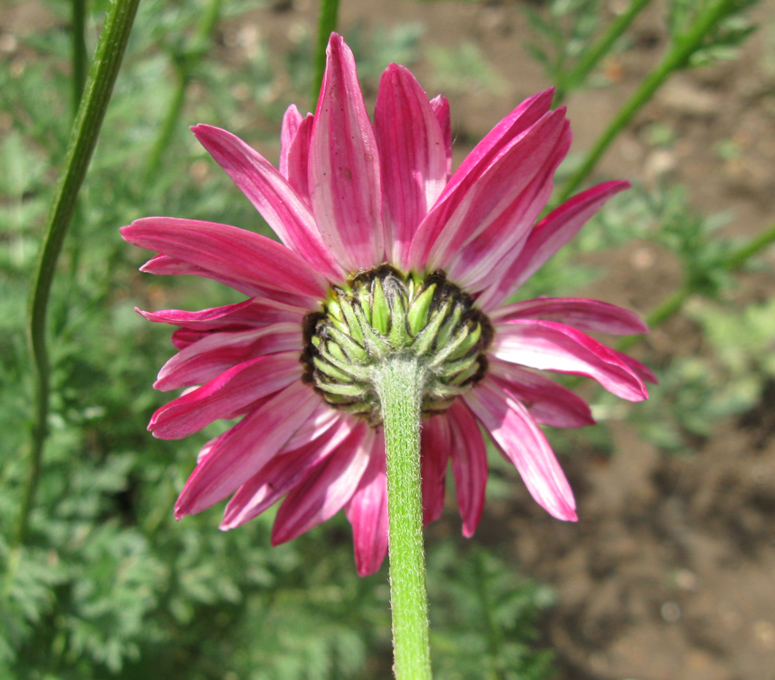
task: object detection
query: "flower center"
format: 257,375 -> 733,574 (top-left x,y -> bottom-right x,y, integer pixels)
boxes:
301,265 -> 493,424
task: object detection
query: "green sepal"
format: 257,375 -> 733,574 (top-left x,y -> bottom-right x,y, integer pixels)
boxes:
372,278 -> 390,335
407,284 -> 436,336
411,301 -> 450,356
314,356 -> 358,383
327,326 -> 368,362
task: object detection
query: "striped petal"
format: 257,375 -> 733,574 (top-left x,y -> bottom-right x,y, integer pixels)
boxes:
420,415 -> 451,525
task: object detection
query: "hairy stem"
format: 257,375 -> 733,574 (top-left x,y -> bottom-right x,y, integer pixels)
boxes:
19,0 -> 141,550
372,357 -> 433,680
71,0 -> 88,118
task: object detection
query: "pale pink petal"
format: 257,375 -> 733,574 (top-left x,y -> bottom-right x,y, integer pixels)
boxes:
408,88 -> 554,268
488,359 -> 594,428
479,180 -> 630,310
411,109 -> 567,273
149,352 -> 303,439
284,113 -> 314,205
308,34 -> 384,271
446,400 -> 488,537
420,415 -> 451,525
491,319 -> 648,401
345,436 -> 389,576
154,322 -> 301,391
121,218 -> 328,302
137,254 -> 313,305
191,125 -> 343,281
221,416 -> 359,530
137,297 -> 307,330
429,95 -> 452,179
175,381 -> 321,517
491,297 -> 649,335
464,379 -> 577,521
279,104 -> 304,178
272,425 -> 374,544
375,64 -> 447,268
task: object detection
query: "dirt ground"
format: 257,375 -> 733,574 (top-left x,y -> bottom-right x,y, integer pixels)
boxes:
5,0 -> 775,678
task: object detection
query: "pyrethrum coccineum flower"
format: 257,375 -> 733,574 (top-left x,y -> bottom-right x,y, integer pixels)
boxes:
122,34 -> 653,576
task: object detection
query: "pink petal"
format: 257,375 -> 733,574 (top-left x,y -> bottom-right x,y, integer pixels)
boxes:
375,64 -> 448,268
464,379 -> 577,521
479,180 -> 630,309
137,254 -> 312,305
446,401 -> 488,537
610,348 -> 658,384
281,401 -> 343,451
154,322 -> 302,391
191,125 -> 343,281
121,217 -> 328,302
170,328 -> 210,350
283,112 -> 314,205
491,297 -> 649,335
137,297 -> 306,330
308,34 -> 384,271
345,436 -> 389,576
221,416 -> 359,529
175,380 -> 321,517
420,415 -> 451,525
447,119 -> 571,291
429,95 -> 452,179
279,104 -> 304,179
411,108 -> 568,274
491,319 -> 648,401
272,424 -> 374,545
149,352 -> 303,439
408,88 -> 554,268
488,359 -> 594,428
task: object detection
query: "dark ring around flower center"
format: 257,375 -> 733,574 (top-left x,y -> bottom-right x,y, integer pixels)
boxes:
301,265 -> 493,424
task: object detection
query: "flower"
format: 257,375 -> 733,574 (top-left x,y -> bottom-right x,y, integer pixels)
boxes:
121,33 -> 653,576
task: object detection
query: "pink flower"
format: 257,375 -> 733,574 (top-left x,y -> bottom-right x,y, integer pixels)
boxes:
121,34 -> 652,576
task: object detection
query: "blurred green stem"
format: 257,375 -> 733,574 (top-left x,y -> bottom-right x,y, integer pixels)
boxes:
311,0 -> 340,107
372,358 -> 433,680
555,0 -> 653,104
619,222 -> 775,351
72,0 -> 88,118
18,0 -> 141,551
145,0 -> 221,180
555,0 -> 739,206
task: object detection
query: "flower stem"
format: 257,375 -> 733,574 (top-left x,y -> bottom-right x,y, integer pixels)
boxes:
555,0 -> 739,206
19,0 -> 140,550
71,0 -> 88,119
372,357 -> 433,680
311,0 -> 340,108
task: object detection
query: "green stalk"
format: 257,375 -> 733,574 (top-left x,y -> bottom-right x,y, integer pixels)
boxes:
310,0 -> 340,108
19,0 -> 141,549
555,0 -> 738,206
555,0 -> 653,104
72,0 -> 88,118
372,357 -> 433,680
145,0 -> 221,180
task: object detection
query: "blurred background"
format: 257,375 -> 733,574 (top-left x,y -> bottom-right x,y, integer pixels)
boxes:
1,0 -> 775,678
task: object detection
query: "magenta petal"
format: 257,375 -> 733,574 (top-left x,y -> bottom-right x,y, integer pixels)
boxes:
191,125 -> 342,281
175,381 -> 320,517
149,352 -> 302,439
137,297 -> 306,330
488,359 -> 594,428
491,297 -> 649,335
408,89 -> 554,268
345,436 -> 389,576
375,64 -> 447,269
280,104 -> 304,179
308,34 -> 384,271
221,416 -> 358,530
492,319 -> 648,401
420,415 -> 451,526
121,217 -> 328,301
464,379 -> 577,521
154,322 -> 301,391
446,401 -> 488,537
481,180 -> 630,309
272,424 -> 373,545
412,108 -> 568,273
284,113 -> 314,205
429,95 -> 452,179
610,348 -> 658,384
